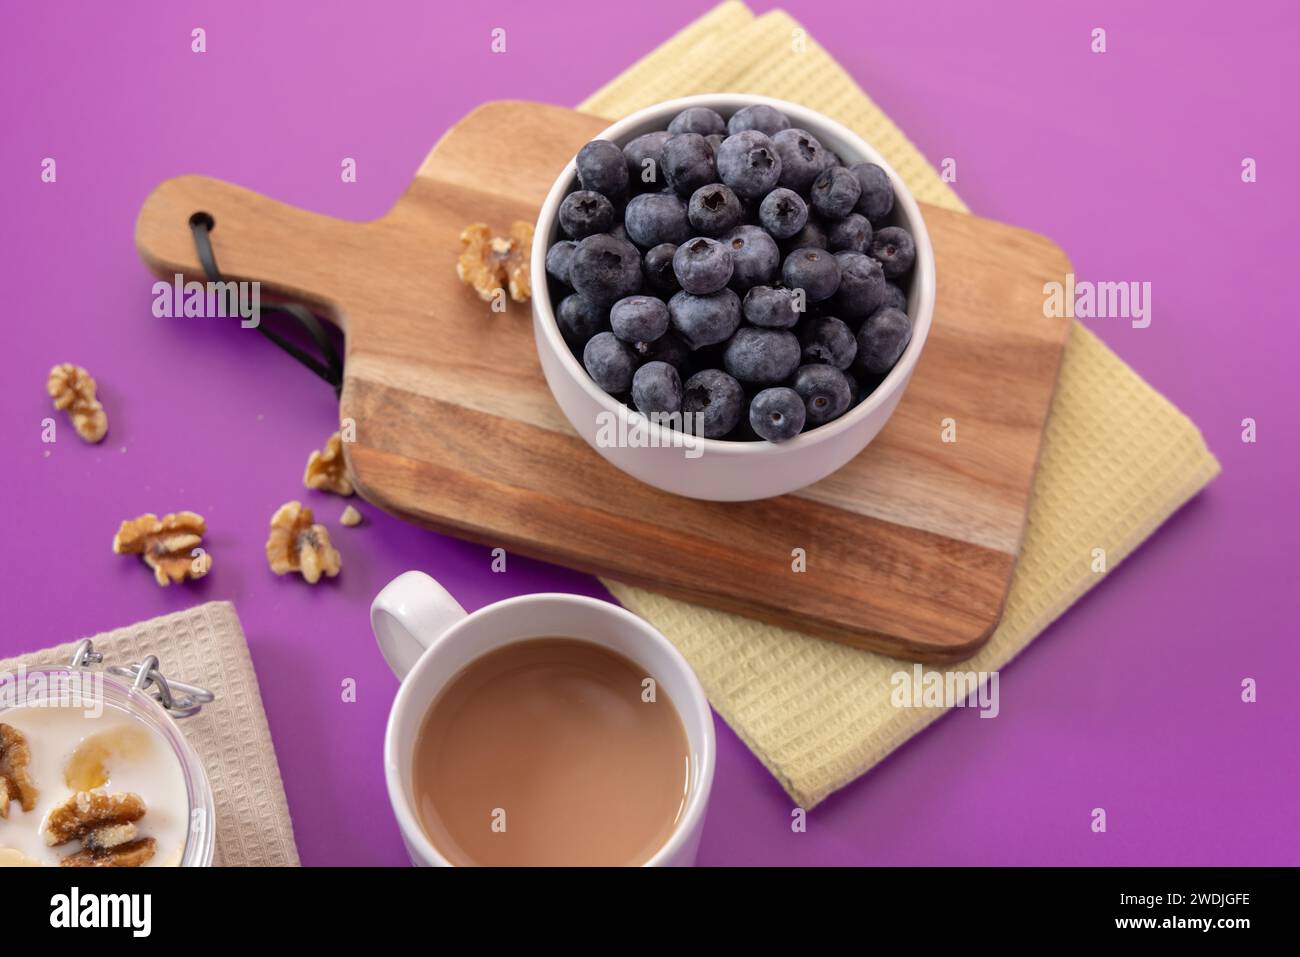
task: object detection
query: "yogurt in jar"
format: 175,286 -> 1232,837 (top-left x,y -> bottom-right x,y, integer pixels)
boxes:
0,703 -> 189,867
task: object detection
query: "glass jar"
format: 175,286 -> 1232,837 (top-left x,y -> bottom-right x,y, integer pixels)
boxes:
0,648 -> 216,867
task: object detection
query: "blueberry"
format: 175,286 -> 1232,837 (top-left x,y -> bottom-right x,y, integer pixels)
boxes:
611,295 -> 670,344
869,226 -> 916,278
830,251 -> 886,320
609,222 -> 629,243
883,281 -> 908,312
576,139 -> 629,198
668,288 -> 742,349
624,192 -> 691,248
758,188 -> 809,240
559,190 -> 614,239
632,331 -> 689,368
662,133 -> 717,198
809,165 -> 861,220
723,327 -> 801,384
545,240 -> 577,286
705,133 -> 725,157
681,369 -> 744,438
826,212 -> 872,254
821,148 -> 844,169
748,387 -> 806,442
642,243 -> 680,297
845,374 -> 861,408
799,316 -> 857,370
632,361 -> 683,416
722,224 -> 780,290
792,364 -> 852,428
855,306 -> 912,374
726,104 -> 791,137
569,233 -> 642,306
781,218 -> 828,255
583,331 -> 638,394
556,293 -> 608,350
742,285 -> 801,328
716,130 -> 782,200
668,107 -> 726,136
687,184 -> 743,236
781,247 -> 841,302
673,237 -> 733,295
850,162 -> 895,224
771,128 -> 826,193
623,131 -> 671,192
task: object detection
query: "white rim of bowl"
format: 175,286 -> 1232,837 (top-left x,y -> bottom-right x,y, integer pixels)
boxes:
531,93 -> 936,457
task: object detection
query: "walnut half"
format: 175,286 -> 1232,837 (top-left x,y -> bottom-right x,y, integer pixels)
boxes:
112,512 -> 213,586
456,221 -> 533,304
0,723 -> 39,819
43,792 -> 157,868
303,431 -> 354,496
48,362 -> 108,443
42,790 -> 147,847
266,501 -> 341,584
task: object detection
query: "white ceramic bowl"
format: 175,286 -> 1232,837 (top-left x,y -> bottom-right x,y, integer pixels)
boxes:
532,94 -> 936,502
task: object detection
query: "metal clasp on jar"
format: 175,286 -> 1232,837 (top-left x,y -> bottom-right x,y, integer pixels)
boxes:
68,639 -> 216,718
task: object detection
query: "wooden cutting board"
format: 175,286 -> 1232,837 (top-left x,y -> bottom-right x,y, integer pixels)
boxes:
135,100 -> 1072,662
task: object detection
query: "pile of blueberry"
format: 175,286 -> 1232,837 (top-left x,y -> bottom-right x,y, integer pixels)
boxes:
545,103 -> 916,443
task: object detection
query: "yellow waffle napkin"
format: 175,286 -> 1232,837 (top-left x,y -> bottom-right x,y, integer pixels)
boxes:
581,2 -> 1221,809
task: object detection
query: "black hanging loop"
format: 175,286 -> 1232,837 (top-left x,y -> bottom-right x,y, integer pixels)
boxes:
188,212 -> 343,397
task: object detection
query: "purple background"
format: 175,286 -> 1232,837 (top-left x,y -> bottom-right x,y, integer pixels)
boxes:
3,0 -> 1296,865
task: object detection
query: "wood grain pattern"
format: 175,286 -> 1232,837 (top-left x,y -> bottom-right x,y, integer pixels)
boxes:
135,100 -> 1073,662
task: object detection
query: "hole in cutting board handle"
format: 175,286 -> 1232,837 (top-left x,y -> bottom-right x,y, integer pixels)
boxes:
187,208 -> 344,397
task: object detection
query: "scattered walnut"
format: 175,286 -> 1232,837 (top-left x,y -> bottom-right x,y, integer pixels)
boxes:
48,362 -> 108,443
112,511 -> 212,586
456,221 -> 533,303
0,724 -> 39,819
304,431 -> 354,496
42,790 -> 146,847
266,501 -> 341,584
339,504 -> 362,527
62,837 -> 157,868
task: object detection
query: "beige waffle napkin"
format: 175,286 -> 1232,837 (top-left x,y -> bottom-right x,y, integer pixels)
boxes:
581,2 -> 1221,808
0,601 -> 299,866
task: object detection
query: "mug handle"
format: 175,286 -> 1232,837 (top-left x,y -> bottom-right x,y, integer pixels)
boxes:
370,571 -> 468,680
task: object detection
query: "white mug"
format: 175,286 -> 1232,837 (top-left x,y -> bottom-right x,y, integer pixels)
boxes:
372,570 -> 716,866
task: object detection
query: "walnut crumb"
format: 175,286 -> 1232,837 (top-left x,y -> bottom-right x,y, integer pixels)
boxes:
339,504 -> 362,527
304,431 -> 354,496
112,512 -> 212,586
456,221 -> 533,303
0,724 -> 39,819
266,501 -> 341,584
48,362 -> 108,442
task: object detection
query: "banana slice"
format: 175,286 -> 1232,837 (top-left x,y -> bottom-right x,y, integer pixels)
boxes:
0,847 -> 42,867
64,725 -> 152,792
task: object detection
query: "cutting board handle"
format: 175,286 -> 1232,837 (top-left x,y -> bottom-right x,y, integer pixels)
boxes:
134,174 -> 355,324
